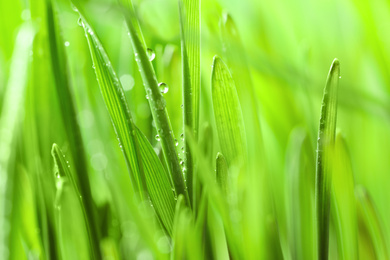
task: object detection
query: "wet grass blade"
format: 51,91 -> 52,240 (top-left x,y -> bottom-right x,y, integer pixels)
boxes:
120,1 -> 190,205
51,144 -> 96,258
211,56 -> 247,166
356,187 -> 389,260
331,133 -> 358,260
315,58 -> 340,260
74,6 -> 146,201
216,153 -> 228,195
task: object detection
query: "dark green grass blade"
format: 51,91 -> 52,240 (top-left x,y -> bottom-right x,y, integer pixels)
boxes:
120,1 -> 189,205
135,127 -> 176,235
51,144 -> 95,258
74,6 -> 146,201
356,187 -> 389,260
211,56 -> 247,166
331,133 -> 358,260
315,58 -> 340,260
46,2 -> 102,257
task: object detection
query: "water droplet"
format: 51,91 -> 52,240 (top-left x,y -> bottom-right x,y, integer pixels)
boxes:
147,48 -> 155,61
339,76 -> 341,79
155,135 -> 160,141
158,82 -> 169,94
64,41 -> 70,47
180,160 -> 184,166
181,104 -> 184,109
146,95 -> 149,100
174,139 -> 178,146
156,98 -> 166,110
77,17 -> 84,27
180,133 -> 184,140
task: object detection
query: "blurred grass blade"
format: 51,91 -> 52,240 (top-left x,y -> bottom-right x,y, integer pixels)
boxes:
135,127 -> 176,235
120,1 -> 190,205
178,0 -> 200,207
74,7 -> 146,201
315,58 -> 340,260
51,144 -> 95,258
356,187 -> 389,260
46,2 -> 102,256
331,133 -> 358,260
216,153 -> 228,195
0,22 -> 35,259
211,55 -> 247,166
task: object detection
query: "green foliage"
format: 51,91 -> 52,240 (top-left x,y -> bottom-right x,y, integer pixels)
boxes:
1,0 -> 390,259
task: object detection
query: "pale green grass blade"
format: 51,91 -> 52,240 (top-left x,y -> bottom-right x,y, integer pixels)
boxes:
120,2 -> 189,205
51,144 -> 94,259
216,152 -> 228,195
211,56 -> 247,166
315,58 -> 340,260
330,133 -> 358,260
285,128 -> 316,260
135,127 -> 176,235
356,187 -> 389,260
0,22 -> 35,259
74,7 -> 146,201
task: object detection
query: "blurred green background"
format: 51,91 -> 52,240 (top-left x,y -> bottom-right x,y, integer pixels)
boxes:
1,0 -> 390,259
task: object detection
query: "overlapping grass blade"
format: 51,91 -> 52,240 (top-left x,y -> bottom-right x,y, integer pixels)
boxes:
73,3 -> 176,235
178,0 -> 201,206
0,22 -> 35,259
356,187 -> 389,260
46,2 -> 102,257
119,0 -> 190,205
216,152 -> 228,195
211,55 -> 247,166
330,133 -> 358,260
51,144 -> 94,258
315,58 -> 340,260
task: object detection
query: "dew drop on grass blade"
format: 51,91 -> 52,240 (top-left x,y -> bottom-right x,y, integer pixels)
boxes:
315,58 -> 340,260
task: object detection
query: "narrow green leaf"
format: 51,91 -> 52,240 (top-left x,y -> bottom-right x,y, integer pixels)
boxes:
356,186 -> 389,260
216,153 -> 228,195
178,0 -> 200,208
74,7 -> 146,201
51,144 -> 95,258
120,1 -> 190,205
211,55 -> 247,166
315,58 -> 340,260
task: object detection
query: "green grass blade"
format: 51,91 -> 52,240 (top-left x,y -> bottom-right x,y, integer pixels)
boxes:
120,2 -> 190,205
331,133 -> 358,260
211,56 -> 247,167
51,143 -> 96,258
74,7 -> 146,201
315,58 -> 340,260
216,152 -> 228,195
356,187 -> 389,260
135,127 -> 176,235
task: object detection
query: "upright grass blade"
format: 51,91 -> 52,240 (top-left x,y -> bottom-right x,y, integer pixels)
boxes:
315,58 -> 340,260
0,22 -> 34,259
51,144 -> 95,259
178,0 -> 201,206
46,2 -> 102,257
211,56 -> 247,167
356,186 -> 389,260
119,1 -> 190,205
330,133 -> 358,260
216,152 -> 228,195
73,5 -> 177,235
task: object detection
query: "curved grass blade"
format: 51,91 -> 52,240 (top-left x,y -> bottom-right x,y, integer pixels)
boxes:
315,58 -> 340,260
178,0 -> 201,206
135,127 -> 176,235
356,186 -> 389,260
51,144 -> 95,259
216,152 -> 228,195
74,5 -> 176,235
120,1 -> 190,205
74,7 -> 146,201
330,133 -> 358,260
211,56 -> 247,167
